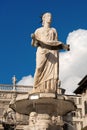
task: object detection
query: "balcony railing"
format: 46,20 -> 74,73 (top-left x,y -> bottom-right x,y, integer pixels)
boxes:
0,84 -> 33,92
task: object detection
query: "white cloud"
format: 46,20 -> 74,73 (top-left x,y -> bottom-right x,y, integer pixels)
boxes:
59,29 -> 87,94
17,29 -> 87,95
17,75 -> 34,86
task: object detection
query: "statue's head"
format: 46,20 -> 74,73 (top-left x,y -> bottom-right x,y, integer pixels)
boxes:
29,112 -> 37,117
41,12 -> 52,26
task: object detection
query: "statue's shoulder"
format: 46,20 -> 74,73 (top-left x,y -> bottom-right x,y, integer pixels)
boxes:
35,27 -> 43,33
51,27 -> 57,33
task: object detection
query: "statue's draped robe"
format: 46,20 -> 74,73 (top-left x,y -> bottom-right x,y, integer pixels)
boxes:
33,27 -> 59,92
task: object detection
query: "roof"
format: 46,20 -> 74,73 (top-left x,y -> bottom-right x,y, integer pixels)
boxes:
74,75 -> 87,94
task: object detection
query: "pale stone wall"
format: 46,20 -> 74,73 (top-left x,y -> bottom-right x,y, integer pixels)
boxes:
81,90 -> 87,128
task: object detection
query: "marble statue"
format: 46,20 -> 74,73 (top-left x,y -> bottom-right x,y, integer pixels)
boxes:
31,12 -> 69,93
2,108 -> 16,130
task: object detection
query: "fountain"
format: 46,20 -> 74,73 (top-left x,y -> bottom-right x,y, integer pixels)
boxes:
9,12 -> 76,130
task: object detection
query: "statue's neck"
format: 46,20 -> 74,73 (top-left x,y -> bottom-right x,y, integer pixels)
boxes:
43,22 -> 51,29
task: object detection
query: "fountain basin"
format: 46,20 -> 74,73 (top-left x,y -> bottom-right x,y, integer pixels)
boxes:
10,93 -> 76,116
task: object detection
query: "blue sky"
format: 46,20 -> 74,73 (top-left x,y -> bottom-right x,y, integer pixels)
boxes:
0,0 -> 87,84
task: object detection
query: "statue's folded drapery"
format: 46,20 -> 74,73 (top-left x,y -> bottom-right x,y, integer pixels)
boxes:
32,27 -> 59,92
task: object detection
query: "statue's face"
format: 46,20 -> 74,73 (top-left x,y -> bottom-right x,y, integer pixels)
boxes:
45,13 -> 52,23
42,13 -> 52,24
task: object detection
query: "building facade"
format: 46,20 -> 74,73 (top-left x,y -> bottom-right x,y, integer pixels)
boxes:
73,75 -> 87,130
63,75 -> 87,130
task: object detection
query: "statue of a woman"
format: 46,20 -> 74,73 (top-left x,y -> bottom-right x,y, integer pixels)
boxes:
31,12 -> 69,93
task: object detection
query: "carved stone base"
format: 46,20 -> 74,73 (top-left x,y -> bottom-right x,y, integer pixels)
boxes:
24,112 -> 64,130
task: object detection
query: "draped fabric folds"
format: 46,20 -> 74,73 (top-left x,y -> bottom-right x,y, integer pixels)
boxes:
33,27 -> 59,92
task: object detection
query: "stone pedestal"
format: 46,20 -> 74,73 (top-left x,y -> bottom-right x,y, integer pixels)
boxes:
29,113 -> 50,130
24,112 -> 64,130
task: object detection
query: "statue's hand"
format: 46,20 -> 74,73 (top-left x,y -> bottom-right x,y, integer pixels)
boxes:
31,33 -> 39,47
62,44 -> 70,51
67,44 -> 70,51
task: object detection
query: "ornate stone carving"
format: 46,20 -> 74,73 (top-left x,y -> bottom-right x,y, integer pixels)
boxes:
2,107 -> 16,130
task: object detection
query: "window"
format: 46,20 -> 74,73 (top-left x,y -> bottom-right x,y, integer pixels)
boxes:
0,108 -> 4,116
71,111 -> 76,117
76,109 -> 82,118
78,98 -> 82,104
84,101 -> 87,114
